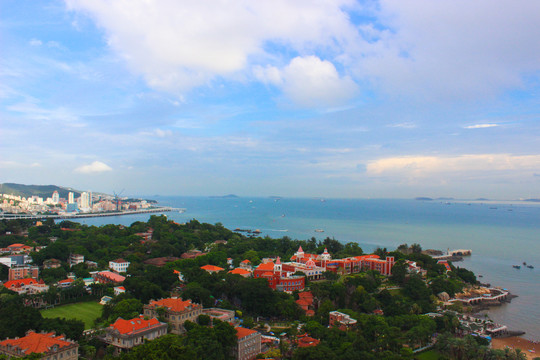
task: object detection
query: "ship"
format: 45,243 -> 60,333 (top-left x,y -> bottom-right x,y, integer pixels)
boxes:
527,265 -> 534,269
314,229 -> 324,233
512,265 -> 521,269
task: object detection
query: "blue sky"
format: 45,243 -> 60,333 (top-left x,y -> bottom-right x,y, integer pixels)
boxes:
1,0 -> 540,199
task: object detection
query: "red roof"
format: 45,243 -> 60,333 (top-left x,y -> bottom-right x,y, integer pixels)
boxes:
111,258 -> 128,263
255,262 -> 274,271
58,279 -> 74,285
7,243 -> 25,248
235,327 -> 258,339
147,298 -> 196,312
240,259 -> 251,264
98,271 -> 126,283
4,278 -> 38,288
229,268 -> 251,275
0,331 -> 73,355
110,317 -> 162,335
200,265 -> 224,272
297,334 -> 320,348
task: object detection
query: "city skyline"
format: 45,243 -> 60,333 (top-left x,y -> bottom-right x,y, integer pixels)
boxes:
1,1 -> 540,199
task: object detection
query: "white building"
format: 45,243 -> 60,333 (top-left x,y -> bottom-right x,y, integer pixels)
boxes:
109,259 -> 130,273
51,191 -> 60,204
68,192 -> 74,204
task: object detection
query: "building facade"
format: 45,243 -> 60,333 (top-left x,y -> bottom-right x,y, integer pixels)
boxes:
143,297 -> 203,334
109,259 -> 130,273
105,317 -> 167,350
235,327 -> 261,360
8,265 -> 39,281
253,257 -> 305,292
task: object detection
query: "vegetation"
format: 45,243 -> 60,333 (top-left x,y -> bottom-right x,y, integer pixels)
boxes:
0,217 -> 515,359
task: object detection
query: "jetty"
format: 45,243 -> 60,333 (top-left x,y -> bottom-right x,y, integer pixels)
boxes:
0,207 -> 185,220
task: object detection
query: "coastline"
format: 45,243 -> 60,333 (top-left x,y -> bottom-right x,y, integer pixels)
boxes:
491,337 -> 539,359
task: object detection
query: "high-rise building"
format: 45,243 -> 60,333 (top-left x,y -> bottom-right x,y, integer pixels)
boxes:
51,191 -> 59,204
80,192 -> 89,209
68,192 -> 74,204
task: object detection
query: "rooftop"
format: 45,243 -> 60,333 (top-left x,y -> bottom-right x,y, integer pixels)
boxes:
110,317 -> 162,335
147,298 -> 197,312
0,331 -> 74,355
235,327 -> 258,339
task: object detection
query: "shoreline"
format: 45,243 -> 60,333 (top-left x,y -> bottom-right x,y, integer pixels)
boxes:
491,337 -> 539,359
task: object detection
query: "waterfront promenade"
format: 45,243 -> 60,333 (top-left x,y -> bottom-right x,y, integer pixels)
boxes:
0,207 -> 184,220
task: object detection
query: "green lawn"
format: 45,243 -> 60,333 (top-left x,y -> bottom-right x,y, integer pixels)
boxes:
414,350 -> 441,360
41,301 -> 103,330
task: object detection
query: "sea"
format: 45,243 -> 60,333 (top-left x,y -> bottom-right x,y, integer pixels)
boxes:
71,197 -> 540,340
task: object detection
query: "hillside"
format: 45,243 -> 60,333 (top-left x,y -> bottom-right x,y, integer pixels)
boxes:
0,183 -> 81,199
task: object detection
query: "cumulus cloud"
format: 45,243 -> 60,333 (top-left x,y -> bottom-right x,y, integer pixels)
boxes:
256,56 -> 358,107
29,39 -> 42,46
464,124 -> 499,129
367,154 -> 540,177
65,0 -> 357,95
75,161 -> 112,173
64,0 -> 540,102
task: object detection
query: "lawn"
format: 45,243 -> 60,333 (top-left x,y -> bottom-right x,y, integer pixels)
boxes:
414,349 -> 441,360
41,301 -> 103,330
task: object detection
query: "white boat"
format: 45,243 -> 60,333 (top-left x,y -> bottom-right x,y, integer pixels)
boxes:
314,229 -> 324,233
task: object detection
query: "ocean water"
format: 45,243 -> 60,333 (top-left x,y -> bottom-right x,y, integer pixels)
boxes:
73,197 -> 540,340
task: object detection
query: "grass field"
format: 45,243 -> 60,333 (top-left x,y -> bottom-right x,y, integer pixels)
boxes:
414,350 -> 441,360
41,301 -> 103,330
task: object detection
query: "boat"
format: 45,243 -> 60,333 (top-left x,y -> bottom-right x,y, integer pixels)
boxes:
512,265 -> 521,269
314,229 -> 324,233
523,262 -> 527,265
527,265 -> 534,269
478,275 -> 483,278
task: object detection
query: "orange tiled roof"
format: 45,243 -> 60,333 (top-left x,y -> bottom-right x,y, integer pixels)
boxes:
98,271 -> 126,283
58,279 -> 74,284
229,268 -> 251,275
297,334 -> 320,348
0,331 -> 73,355
255,262 -> 274,271
7,243 -> 25,248
200,265 -> 224,272
4,278 -> 38,288
235,327 -> 258,339
240,259 -> 251,263
147,298 -> 196,312
110,317 -> 162,335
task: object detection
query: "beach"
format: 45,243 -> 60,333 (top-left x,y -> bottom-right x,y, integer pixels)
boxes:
491,337 -> 540,359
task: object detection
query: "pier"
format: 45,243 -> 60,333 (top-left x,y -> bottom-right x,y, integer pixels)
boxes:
0,207 -> 185,220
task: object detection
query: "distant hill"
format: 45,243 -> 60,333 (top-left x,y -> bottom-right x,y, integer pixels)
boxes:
209,194 -> 239,199
0,183 -> 81,199
415,197 -> 433,201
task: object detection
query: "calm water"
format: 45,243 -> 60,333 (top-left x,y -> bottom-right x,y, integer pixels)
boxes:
73,197 -> 540,339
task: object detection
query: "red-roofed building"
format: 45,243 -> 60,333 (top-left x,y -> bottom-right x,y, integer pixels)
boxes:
105,316 -> 167,350
296,291 -> 315,316
437,260 -> 452,272
57,278 -> 74,288
114,286 -> 126,296
94,271 -> 126,284
229,268 -> 252,278
239,259 -> 252,271
144,298 -> 203,334
296,333 -> 320,348
200,264 -> 225,274
0,331 -> 78,359
253,258 -> 305,292
7,243 -> 33,254
235,327 -> 261,360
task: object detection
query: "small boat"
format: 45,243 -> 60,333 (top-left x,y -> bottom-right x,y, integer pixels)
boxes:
478,275 -> 483,278
314,229 -> 324,233
512,265 -> 521,269
527,265 -> 534,269
523,262 -> 527,265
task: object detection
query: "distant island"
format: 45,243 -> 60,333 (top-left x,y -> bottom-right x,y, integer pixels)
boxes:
415,197 -> 433,201
208,194 -> 239,199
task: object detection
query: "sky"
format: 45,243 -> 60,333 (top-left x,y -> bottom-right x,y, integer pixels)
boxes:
1,0 -> 540,199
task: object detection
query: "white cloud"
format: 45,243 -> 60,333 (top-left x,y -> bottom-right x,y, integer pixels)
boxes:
367,154 -> 540,177
358,0 -> 540,99
65,0 -> 357,94
75,161 -> 113,173
256,56 -> 358,107
29,39 -> 42,46
464,124 -> 499,129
